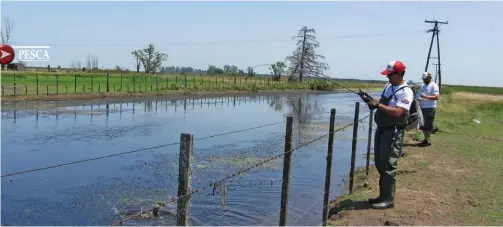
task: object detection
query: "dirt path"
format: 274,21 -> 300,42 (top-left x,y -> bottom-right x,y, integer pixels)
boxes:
327,94 -> 503,226
328,133 -> 476,225
454,92 -> 503,101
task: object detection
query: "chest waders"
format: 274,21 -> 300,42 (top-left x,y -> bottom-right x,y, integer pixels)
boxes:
369,84 -> 410,209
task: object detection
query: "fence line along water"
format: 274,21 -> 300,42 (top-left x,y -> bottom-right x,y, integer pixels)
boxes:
0,73 -> 321,96
0,72 -> 383,97
105,101 -> 373,226
2,100 -> 375,226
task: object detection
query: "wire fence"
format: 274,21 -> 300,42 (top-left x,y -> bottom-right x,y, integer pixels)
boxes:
1,100 -> 375,226
0,73 -> 334,96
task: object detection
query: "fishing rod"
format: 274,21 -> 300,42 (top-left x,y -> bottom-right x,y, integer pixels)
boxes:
307,73 -> 377,110
308,73 -> 374,96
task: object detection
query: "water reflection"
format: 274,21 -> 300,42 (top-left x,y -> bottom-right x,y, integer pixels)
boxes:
2,96 -> 280,123
1,92 -> 373,226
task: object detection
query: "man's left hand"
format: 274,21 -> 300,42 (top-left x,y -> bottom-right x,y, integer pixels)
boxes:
420,93 -> 427,98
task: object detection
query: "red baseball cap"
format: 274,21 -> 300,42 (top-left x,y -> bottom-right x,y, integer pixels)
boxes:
381,60 -> 406,75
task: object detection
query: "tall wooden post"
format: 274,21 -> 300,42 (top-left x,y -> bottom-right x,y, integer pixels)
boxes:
177,133 -> 194,226
279,116 -> 293,226
366,110 -> 374,176
349,102 -> 360,193
322,108 -> 336,226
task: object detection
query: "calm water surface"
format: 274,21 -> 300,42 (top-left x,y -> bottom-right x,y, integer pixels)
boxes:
1,92 -> 376,226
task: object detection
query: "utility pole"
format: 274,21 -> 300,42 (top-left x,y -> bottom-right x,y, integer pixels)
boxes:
424,20 -> 448,93
433,62 -> 439,83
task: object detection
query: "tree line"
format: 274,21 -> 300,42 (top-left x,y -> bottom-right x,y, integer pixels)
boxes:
128,25 -> 328,82
2,15 -> 328,81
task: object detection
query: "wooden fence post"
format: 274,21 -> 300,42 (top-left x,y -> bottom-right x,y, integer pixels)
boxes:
366,110 -> 374,176
56,75 -> 59,94
279,116 -> 293,226
322,108 -> 336,226
74,75 -> 77,93
36,74 -> 39,95
323,108 -> 335,226
106,72 -> 110,93
349,102 -> 360,194
13,74 -> 16,96
177,133 -> 194,226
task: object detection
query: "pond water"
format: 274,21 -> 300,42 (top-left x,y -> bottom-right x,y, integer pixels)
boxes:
1,91 -> 377,226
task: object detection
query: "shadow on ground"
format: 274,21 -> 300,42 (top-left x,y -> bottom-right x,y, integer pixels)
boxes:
329,199 -> 373,216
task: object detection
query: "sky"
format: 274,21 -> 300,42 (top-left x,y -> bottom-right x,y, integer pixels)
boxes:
1,1 -> 502,87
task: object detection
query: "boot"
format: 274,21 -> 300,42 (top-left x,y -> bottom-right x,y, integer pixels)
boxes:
368,177 -> 383,204
372,182 -> 395,209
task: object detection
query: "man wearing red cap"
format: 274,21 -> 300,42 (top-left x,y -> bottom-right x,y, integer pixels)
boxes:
359,60 -> 414,209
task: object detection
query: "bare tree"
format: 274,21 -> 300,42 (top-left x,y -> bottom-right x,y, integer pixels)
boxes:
1,17 -> 15,70
286,26 -> 329,82
1,17 -> 15,44
86,55 -> 92,70
85,54 -> 99,71
91,55 -> 99,69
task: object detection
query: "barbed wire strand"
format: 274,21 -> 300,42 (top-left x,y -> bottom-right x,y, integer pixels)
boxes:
2,105 -> 363,178
0,119 -> 288,178
203,176 -> 311,226
291,189 -> 330,225
110,114 -> 370,226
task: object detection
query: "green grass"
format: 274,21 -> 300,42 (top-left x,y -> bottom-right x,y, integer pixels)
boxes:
328,91 -> 503,225
0,71 -> 385,96
434,94 -> 503,225
442,84 -> 503,95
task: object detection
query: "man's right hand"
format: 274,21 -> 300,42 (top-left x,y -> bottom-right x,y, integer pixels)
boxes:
366,101 -> 379,111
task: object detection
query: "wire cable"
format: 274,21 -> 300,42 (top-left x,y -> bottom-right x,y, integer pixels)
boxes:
110,114 -> 370,226
28,30 -> 425,47
0,120 -> 288,178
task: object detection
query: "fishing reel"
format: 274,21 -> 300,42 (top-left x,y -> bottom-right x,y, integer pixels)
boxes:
358,89 -> 378,111
358,89 -> 373,103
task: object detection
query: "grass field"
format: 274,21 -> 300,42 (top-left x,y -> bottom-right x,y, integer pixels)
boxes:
0,71 -> 385,97
327,91 -> 503,225
443,84 -> 503,95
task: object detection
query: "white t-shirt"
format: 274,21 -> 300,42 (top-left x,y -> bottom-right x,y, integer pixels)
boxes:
416,82 -> 439,108
381,81 -> 414,111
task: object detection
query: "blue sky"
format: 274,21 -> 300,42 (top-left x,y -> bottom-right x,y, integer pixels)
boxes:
2,1 -> 502,87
